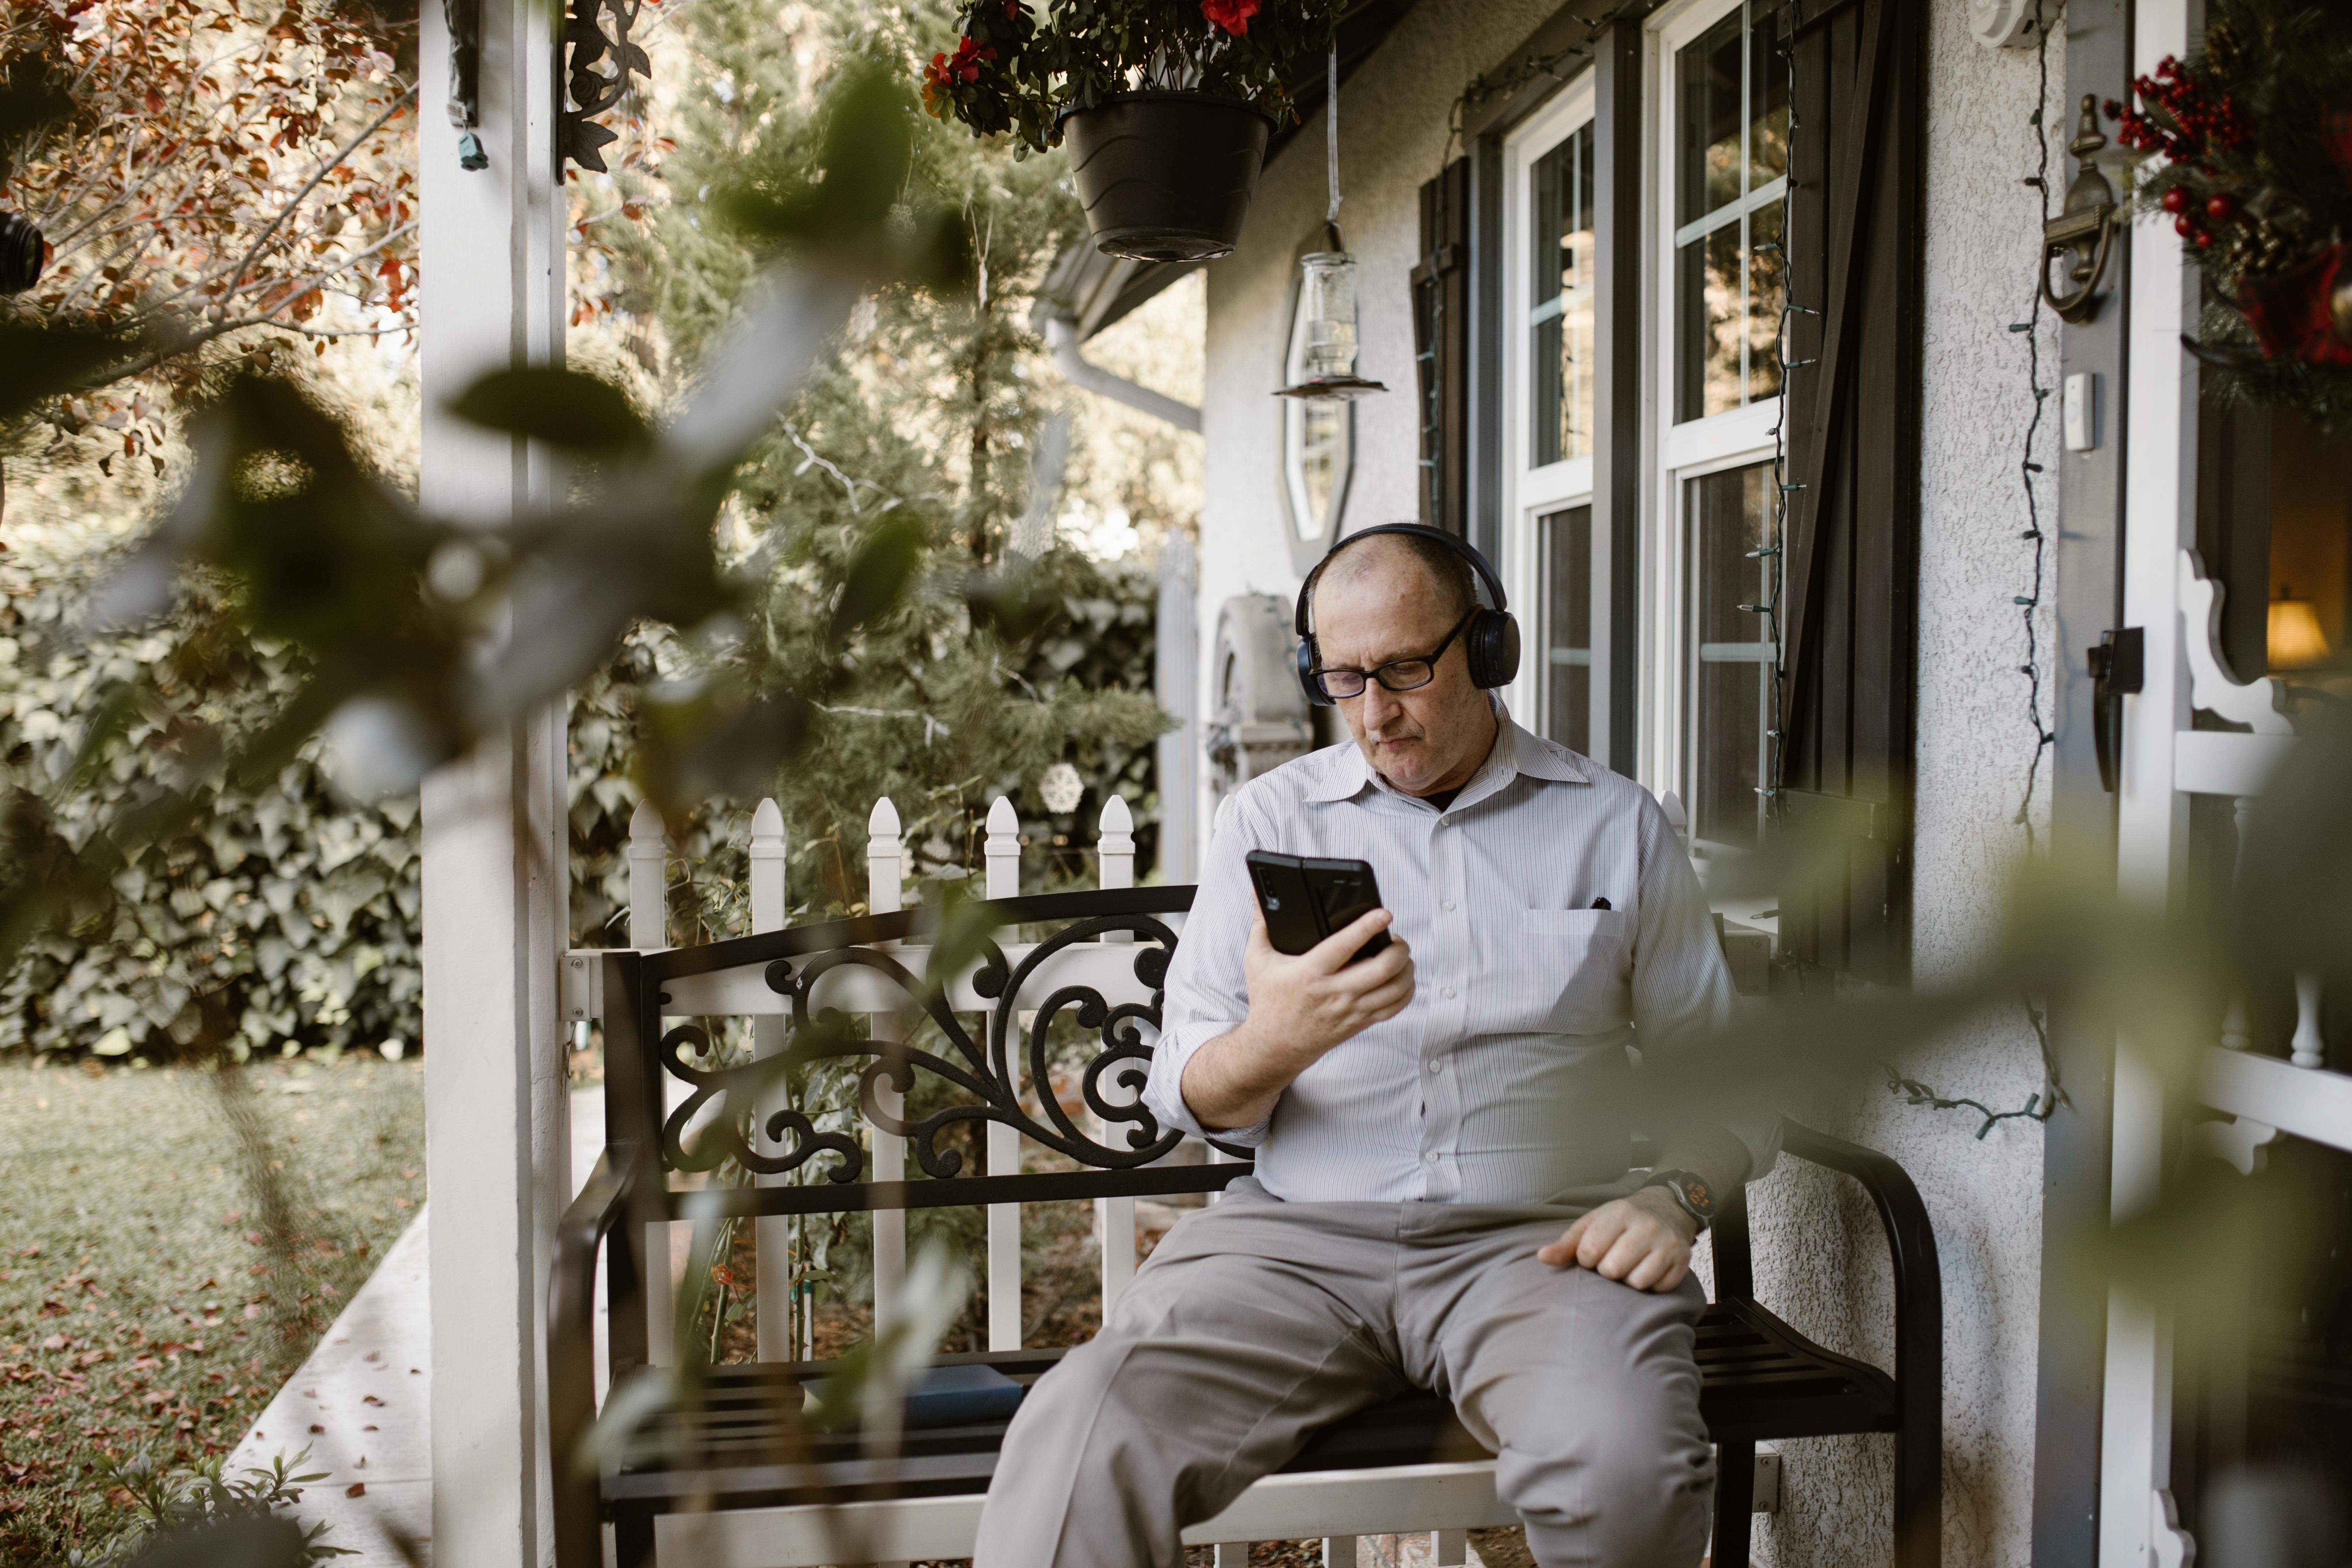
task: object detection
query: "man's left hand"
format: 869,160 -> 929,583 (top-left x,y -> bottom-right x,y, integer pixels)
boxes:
1536,1188 -> 1697,1293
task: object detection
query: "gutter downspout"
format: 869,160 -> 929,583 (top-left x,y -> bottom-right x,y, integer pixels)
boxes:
1045,313 -> 1201,434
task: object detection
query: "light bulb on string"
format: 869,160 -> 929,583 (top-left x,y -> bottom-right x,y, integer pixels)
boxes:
1276,44 -> 1385,402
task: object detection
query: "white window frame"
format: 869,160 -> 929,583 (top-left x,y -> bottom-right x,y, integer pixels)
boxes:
1500,76 -> 1601,758
1641,0 -> 1783,816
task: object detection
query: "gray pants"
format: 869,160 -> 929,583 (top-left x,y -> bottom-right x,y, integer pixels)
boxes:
973,1179 -> 1714,1568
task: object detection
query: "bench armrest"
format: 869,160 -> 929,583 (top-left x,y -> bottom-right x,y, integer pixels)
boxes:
550,1142 -> 644,1568
1714,1119 -> 1939,1558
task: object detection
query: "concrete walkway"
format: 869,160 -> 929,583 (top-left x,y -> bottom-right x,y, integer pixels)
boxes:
229,1087 -> 607,1568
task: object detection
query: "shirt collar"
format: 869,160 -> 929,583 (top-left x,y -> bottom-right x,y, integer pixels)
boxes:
1303,698 -> 1592,806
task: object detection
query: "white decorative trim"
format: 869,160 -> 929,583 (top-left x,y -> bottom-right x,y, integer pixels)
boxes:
2151,1488 -> 2197,1568
2178,549 -> 2292,734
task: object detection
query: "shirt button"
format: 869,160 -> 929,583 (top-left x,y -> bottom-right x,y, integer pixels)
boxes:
1442,899 -> 1456,912
1428,1059 -> 1444,1075
1441,986 -> 1457,1000
1423,1150 -> 1441,1165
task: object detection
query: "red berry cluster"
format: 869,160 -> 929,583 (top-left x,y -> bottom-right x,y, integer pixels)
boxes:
2158,183 -> 2243,248
2104,56 -> 2252,170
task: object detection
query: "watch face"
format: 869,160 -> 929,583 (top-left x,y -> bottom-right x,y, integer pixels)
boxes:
1679,1176 -> 1712,1214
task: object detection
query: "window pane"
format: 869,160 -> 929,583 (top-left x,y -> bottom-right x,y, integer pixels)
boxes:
1747,198 -> 1785,404
1677,10 -> 1744,227
1543,505 -> 1594,757
1677,224 -> 1744,422
1532,125 -> 1595,467
1747,0 -> 1789,189
1687,465 -> 1775,848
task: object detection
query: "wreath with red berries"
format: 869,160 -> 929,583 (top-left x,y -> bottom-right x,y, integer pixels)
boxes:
922,0 -> 1345,156
2110,0 -> 2352,428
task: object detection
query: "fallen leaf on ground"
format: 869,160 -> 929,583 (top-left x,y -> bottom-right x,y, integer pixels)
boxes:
345,1482 -> 365,1497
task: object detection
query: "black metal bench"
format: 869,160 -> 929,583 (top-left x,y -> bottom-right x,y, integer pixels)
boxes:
549,885 -> 1940,1568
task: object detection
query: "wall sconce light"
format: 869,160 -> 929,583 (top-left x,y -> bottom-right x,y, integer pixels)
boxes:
2042,95 -> 2120,323
0,212 -> 45,295
2269,585 -> 2330,671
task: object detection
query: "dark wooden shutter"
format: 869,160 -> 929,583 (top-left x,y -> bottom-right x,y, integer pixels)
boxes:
1775,0 -> 1925,987
1413,158 -> 1471,536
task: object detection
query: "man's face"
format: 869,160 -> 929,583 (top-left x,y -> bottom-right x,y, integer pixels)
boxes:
1311,543 -> 1496,797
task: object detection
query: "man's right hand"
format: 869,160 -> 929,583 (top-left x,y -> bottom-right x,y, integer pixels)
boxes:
1178,907 -> 1414,1132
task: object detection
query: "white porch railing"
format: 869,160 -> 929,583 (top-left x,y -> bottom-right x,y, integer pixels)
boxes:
2170,551 -> 2352,1170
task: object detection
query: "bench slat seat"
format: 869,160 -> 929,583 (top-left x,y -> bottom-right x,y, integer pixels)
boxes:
595,1297 -> 1899,1518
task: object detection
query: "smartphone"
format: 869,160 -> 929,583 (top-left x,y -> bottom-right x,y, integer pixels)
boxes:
1244,850 -> 1392,963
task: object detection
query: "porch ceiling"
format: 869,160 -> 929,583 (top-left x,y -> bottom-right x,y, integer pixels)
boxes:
1037,0 -> 1424,342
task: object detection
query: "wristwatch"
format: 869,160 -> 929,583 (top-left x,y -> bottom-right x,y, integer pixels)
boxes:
1638,1169 -> 1717,1233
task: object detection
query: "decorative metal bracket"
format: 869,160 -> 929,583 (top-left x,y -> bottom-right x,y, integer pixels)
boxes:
2178,548 -> 2293,734
2041,96 -> 2120,324
562,0 -> 651,173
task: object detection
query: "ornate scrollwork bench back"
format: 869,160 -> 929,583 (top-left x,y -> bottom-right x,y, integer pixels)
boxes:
598,882 -> 1249,1230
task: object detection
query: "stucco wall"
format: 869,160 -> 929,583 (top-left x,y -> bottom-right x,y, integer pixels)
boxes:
1192,3 -> 2067,1565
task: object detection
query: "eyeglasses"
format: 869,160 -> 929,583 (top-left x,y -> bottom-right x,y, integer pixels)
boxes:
1311,608 -> 1475,700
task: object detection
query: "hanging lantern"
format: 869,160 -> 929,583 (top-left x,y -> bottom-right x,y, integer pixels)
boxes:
1276,46 -> 1385,402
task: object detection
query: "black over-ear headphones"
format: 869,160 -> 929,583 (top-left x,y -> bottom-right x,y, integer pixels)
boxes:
1293,523 -> 1521,708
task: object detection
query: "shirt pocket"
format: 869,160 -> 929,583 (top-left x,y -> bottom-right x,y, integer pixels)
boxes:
1506,908 -> 1633,1034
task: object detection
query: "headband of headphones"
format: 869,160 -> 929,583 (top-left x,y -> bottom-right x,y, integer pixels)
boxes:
1292,522 -> 1509,637
1292,523 -> 1521,706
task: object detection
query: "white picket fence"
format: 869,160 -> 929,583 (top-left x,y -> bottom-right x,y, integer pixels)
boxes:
572,789 -> 1165,1369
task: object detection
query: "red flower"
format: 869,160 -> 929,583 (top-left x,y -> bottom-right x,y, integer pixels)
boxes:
920,35 -> 996,116
1202,0 -> 1259,35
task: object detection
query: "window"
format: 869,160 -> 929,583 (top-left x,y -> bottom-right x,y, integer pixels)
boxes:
1504,84 -> 1607,764
1542,505 -> 1595,756
1684,463 -> 1777,848
1672,0 -> 1787,424
1531,126 -> 1596,468
1283,273 -> 1354,550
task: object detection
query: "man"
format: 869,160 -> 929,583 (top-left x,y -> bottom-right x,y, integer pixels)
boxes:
973,526 -> 1774,1568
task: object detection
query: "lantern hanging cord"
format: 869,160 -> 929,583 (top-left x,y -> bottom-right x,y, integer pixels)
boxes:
1326,43 -> 1344,242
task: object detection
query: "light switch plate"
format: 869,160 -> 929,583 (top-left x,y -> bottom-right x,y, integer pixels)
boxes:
2064,372 -> 2099,452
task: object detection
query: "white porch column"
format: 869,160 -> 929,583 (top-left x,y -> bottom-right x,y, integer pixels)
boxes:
419,0 -> 567,1561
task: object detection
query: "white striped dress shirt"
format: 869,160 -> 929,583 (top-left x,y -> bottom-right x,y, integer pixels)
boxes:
1143,707 -> 1778,1204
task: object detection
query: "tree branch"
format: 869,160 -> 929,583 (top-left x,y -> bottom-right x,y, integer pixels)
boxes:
217,84 -> 416,314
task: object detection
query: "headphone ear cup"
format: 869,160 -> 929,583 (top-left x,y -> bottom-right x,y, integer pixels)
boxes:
1297,637 -> 1335,707
1466,610 -> 1521,689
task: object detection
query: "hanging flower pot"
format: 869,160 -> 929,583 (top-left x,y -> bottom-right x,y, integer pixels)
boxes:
922,1 -> 1344,262
1057,92 -> 1276,263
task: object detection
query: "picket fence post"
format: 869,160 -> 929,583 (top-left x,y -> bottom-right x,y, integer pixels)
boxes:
985,797 -> 1024,1352
867,796 -> 907,1337
1095,794 -> 1139,1320
625,799 -> 677,1366
748,798 -> 801,1362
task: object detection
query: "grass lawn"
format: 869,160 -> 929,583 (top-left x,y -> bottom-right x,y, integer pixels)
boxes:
0,1055 -> 425,1566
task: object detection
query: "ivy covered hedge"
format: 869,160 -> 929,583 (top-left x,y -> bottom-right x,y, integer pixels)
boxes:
0,543 -> 422,1062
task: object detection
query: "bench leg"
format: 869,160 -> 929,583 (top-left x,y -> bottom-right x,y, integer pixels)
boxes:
613,1518 -> 654,1568
1432,1527 -> 1467,1566
1214,1542 -> 1250,1568
1894,1421 -> 1941,1568
1711,1440 -> 1754,1568
1323,1535 -> 1357,1567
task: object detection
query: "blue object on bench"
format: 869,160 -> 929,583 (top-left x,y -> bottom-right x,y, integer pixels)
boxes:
903,1362 -> 1027,1428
